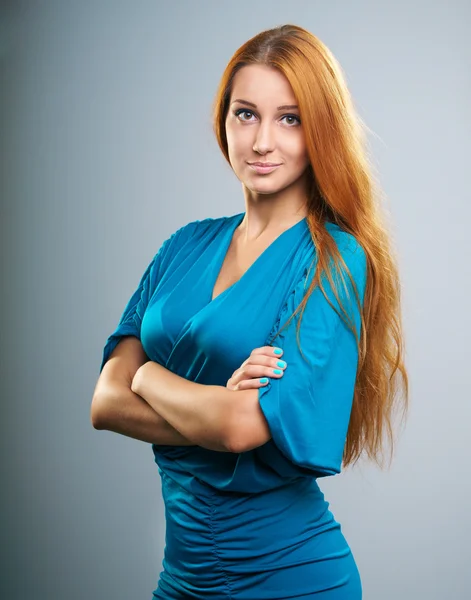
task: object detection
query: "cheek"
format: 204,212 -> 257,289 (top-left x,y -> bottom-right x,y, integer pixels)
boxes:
226,130 -> 248,162
286,137 -> 308,166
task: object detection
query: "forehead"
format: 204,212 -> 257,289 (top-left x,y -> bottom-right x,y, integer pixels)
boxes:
230,64 -> 297,106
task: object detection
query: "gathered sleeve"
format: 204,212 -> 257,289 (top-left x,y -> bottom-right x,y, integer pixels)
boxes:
99,224 -> 189,373
256,232 -> 368,478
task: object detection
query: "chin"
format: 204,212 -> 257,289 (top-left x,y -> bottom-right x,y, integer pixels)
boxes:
244,184 -> 280,196
245,179 -> 292,195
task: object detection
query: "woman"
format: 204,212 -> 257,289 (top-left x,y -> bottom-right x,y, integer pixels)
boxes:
91,24 -> 408,600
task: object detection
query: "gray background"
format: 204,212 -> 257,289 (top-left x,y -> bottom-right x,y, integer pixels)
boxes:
2,1 -> 470,599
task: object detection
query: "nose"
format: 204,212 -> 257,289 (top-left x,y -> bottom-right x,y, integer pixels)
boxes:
252,120 -> 275,154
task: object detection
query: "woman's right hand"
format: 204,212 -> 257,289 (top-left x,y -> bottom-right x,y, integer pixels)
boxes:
226,346 -> 287,391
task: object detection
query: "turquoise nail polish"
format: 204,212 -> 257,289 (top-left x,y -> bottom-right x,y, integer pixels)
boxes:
273,348 -> 282,355
277,360 -> 286,368
259,377 -> 268,384
273,369 -> 282,375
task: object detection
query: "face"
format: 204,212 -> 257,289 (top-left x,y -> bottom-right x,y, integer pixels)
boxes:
225,64 -> 310,201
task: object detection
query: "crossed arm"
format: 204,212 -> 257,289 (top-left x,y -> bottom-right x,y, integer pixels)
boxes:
90,336 -> 271,453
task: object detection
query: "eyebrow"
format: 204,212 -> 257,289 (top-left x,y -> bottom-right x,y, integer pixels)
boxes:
231,98 -> 299,110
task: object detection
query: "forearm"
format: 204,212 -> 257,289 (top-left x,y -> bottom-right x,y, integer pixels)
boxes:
91,384 -> 195,446
131,361 -> 235,452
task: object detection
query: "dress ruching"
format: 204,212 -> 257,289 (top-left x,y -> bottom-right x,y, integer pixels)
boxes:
99,213 -> 366,599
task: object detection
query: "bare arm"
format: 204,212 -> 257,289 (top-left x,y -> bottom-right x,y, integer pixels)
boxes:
132,361 -> 271,453
90,337 -> 194,446
91,383 -> 195,445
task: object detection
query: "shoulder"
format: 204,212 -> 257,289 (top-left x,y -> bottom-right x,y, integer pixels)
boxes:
153,213 -> 234,263
166,212 -> 241,248
156,214 -> 224,249
176,214 -> 228,238
172,213 -> 233,238
325,222 -> 367,274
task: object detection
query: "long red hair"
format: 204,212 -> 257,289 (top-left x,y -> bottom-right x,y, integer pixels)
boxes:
212,24 -> 409,469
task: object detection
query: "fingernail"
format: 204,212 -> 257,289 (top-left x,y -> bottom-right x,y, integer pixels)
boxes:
259,377 -> 268,383
273,348 -> 282,355
273,369 -> 282,375
277,360 -> 286,368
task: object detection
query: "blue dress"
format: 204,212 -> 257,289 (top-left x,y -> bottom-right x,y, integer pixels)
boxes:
100,212 -> 367,599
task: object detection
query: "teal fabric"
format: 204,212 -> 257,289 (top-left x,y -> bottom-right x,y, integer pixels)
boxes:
100,212 -> 367,599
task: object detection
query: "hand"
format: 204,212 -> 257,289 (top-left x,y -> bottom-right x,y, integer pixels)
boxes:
226,346 -> 287,391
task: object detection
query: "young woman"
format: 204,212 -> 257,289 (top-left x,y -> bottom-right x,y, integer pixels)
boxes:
91,24 -> 408,600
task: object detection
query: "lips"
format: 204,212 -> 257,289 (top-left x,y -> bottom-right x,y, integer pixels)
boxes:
248,162 -> 282,175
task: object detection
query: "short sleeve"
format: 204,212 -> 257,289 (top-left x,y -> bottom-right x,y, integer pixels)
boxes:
99,222 -> 193,373
257,232 -> 367,478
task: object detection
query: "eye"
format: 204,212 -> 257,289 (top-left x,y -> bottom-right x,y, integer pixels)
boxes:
234,109 -> 256,122
281,114 -> 301,126
233,109 -> 301,126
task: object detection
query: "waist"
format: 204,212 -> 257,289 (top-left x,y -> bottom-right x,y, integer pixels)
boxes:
160,470 -> 347,571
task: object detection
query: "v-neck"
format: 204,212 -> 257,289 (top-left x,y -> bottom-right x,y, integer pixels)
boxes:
209,212 -> 308,304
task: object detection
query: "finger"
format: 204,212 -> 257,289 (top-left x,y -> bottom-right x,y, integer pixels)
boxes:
230,365 -> 286,391
250,345 -> 284,358
240,347 -> 284,369
229,365 -> 267,386
244,354 -> 288,372
229,377 -> 271,392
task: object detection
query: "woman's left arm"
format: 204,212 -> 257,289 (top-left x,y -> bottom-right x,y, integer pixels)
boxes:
131,362 -> 269,453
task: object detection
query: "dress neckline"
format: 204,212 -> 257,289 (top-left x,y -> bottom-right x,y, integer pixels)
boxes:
209,212 -> 308,304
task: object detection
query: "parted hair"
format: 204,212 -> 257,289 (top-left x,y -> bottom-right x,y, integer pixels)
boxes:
211,24 -> 409,469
